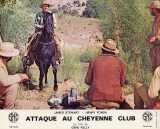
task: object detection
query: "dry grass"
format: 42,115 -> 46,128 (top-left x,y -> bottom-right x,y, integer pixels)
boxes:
56,15 -> 103,48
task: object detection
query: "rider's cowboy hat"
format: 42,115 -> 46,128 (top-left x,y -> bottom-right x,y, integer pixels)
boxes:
40,0 -> 51,7
150,0 -> 160,9
102,39 -> 119,54
0,42 -> 19,57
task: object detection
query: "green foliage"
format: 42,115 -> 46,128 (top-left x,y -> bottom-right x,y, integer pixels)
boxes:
0,0 -> 41,43
7,56 -> 22,74
5,1 -> 34,44
83,0 -> 107,18
59,48 -> 88,92
60,48 -> 83,81
0,0 -> 16,7
86,0 -> 153,83
80,47 -> 99,63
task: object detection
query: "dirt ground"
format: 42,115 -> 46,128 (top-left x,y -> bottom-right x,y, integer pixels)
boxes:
16,80 -> 80,109
15,80 -> 134,109
16,88 -> 51,109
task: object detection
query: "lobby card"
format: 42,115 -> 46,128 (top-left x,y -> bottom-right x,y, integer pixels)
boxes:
0,0 -> 160,129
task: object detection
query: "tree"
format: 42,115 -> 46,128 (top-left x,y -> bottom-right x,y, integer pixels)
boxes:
86,0 -> 152,82
0,0 -> 16,40
0,0 -> 41,43
0,0 -> 16,7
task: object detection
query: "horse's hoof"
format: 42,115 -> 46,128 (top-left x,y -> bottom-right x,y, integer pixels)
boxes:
39,89 -> 43,92
53,85 -> 58,91
45,83 -> 49,87
39,86 -> 43,91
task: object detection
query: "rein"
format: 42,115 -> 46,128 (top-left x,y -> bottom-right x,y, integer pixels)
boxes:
39,41 -> 53,46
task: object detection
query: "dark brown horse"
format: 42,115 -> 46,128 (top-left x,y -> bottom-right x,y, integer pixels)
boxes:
22,35 -> 58,91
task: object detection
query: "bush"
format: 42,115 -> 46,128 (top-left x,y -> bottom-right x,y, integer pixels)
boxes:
7,56 -> 22,74
83,0 -> 107,18
59,48 -> 89,92
0,0 -> 40,44
80,47 -> 99,62
85,0 -> 152,83
60,48 -> 82,80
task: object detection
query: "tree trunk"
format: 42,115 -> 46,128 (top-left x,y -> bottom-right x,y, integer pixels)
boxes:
0,33 -> 2,43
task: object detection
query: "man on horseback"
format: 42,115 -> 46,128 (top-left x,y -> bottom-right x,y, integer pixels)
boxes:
22,0 -> 61,91
25,0 -> 61,66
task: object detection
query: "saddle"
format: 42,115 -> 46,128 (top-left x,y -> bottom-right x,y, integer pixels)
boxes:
24,32 -> 62,66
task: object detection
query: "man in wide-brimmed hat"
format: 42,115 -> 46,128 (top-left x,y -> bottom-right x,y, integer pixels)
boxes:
0,42 -> 28,109
25,0 -> 62,66
148,0 -> 160,71
85,39 -> 126,109
148,0 -> 160,43
35,0 -> 57,31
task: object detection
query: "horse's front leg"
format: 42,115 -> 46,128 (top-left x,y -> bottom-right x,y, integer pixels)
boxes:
39,64 -> 45,91
22,56 -> 33,87
22,56 -> 28,73
45,64 -> 50,86
53,68 -> 58,91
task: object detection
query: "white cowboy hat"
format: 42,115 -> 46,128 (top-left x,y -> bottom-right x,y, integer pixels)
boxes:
40,0 -> 51,7
0,42 -> 19,57
102,39 -> 119,54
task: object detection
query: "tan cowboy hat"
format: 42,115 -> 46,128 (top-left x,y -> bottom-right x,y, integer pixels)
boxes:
150,0 -> 160,9
102,39 -> 119,54
40,0 -> 51,7
0,42 -> 19,57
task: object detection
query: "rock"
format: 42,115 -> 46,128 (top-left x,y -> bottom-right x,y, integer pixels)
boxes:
73,0 -> 81,7
50,0 -> 88,16
71,9 -> 79,16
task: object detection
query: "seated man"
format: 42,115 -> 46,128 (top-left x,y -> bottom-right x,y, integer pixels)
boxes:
85,39 -> 126,109
0,42 -> 28,109
134,66 -> 160,109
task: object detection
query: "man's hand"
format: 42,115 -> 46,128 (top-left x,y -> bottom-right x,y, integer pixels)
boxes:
18,74 -> 29,82
149,36 -> 156,43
